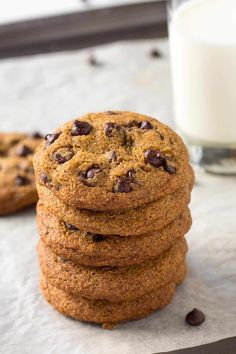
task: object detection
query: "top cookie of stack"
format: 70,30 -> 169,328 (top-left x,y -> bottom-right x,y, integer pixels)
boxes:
34,111 -> 192,211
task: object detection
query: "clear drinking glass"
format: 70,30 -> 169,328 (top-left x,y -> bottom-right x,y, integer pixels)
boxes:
168,0 -> 236,174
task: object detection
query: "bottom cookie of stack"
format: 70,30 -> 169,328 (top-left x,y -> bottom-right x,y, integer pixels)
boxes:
40,262 -> 186,328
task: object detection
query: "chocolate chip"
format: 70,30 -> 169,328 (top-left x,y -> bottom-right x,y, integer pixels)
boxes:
86,166 -> 101,179
92,234 -> 106,242
125,120 -> 140,128
71,121 -> 92,136
159,133 -> 164,141
126,169 -> 135,183
104,122 -> 121,137
114,177 -> 131,193
80,165 -> 101,186
0,150 -> 7,157
45,132 -> 61,146
88,54 -> 102,67
123,134 -> 133,148
150,48 -> 162,58
162,158 -> 176,174
16,145 -> 33,157
106,111 -> 119,115
53,148 -> 74,164
15,175 -> 30,186
185,308 -> 206,326
144,149 -> 163,167
10,139 -> 21,146
108,150 -> 117,162
24,167 -> 34,173
31,131 -> 43,139
64,222 -> 79,231
40,172 -> 51,184
140,121 -> 153,130
113,169 -> 136,193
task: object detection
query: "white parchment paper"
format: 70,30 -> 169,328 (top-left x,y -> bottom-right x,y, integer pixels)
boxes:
0,40 -> 235,354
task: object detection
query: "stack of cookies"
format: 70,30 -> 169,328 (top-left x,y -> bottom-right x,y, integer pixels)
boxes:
34,111 -> 193,328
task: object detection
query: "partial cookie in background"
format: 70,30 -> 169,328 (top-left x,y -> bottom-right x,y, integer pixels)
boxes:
0,132 -> 43,215
37,202 -> 192,267
40,262 -> 186,327
33,111 -> 191,211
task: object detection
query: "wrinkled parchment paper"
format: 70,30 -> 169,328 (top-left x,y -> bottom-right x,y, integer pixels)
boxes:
0,40 -> 235,354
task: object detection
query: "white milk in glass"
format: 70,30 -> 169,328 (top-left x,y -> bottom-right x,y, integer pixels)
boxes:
169,0 -> 236,146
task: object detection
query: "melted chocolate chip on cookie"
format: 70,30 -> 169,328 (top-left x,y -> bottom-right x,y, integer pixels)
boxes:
40,172 -> 51,184
80,165 -> 101,186
106,111 -> 119,115
87,233 -> 106,242
71,121 -> 92,136
140,121 -> 153,130
31,131 -> 43,139
124,120 -> 140,129
64,222 -> 79,231
16,145 -> 33,157
162,158 -> 176,174
144,149 -> 163,167
113,169 -> 136,193
45,132 -> 61,146
104,122 -> 121,137
15,175 -> 30,186
53,148 -> 74,164
108,150 -> 117,162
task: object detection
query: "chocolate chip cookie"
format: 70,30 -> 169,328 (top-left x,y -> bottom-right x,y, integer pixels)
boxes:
34,112 -> 191,211
40,262 -> 186,327
37,183 -> 191,236
37,202 -> 192,267
0,132 -> 43,214
38,237 -> 187,302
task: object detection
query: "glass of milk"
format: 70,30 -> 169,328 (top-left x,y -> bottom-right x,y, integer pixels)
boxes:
168,0 -> 236,174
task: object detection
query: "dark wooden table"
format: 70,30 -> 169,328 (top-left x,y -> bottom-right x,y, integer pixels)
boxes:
0,0 -> 167,59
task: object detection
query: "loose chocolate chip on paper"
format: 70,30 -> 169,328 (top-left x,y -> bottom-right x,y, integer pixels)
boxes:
88,54 -> 102,67
140,121 -> 153,130
144,149 -> 163,167
150,48 -> 162,58
15,175 -> 30,186
16,145 -> 33,157
53,148 -> 74,164
71,121 -> 92,136
185,308 -> 206,326
64,222 -> 79,231
45,132 -> 61,146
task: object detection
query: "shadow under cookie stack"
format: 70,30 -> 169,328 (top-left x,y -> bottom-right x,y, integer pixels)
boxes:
34,112 -> 194,329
